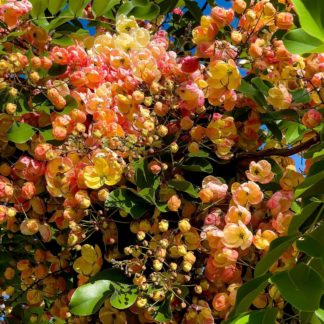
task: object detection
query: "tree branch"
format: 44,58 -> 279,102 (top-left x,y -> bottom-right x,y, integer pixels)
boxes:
235,133 -> 320,161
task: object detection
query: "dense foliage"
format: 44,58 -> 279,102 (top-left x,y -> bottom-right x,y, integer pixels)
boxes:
0,0 -> 323,323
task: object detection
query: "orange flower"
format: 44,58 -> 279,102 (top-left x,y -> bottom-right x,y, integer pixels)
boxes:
232,181 -> 264,206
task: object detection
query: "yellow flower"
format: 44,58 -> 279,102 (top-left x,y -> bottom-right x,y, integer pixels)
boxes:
99,299 -> 127,324
208,60 -> 241,90
73,244 -> 103,277
222,221 -> 253,250
83,155 -> 123,189
267,84 -> 292,110
116,14 -> 138,34
279,165 -> 304,190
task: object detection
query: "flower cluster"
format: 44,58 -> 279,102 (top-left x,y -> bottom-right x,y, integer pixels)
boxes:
0,0 -> 323,323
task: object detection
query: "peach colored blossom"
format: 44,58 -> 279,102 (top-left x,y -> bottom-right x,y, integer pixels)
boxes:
232,181 -> 264,206
225,205 -> 251,225
246,160 -> 274,184
222,221 -> 253,250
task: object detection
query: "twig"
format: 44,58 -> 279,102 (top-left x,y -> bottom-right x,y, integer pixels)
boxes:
235,133 -> 320,160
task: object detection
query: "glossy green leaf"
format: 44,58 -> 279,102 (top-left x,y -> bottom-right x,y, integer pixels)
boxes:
110,283 -> 138,310
168,180 -> 198,198
118,0 -> 160,20
184,0 -> 202,22
251,77 -> 271,96
283,29 -> 324,55
52,36 -> 74,46
90,268 -> 131,284
69,0 -> 91,17
48,63 -> 68,76
133,158 -> 159,190
295,171 -> 324,198
231,274 -> 271,316
181,158 -> 213,173
159,0 -> 178,14
105,188 -> 150,219
272,263 -> 324,311
238,79 -> 267,107
29,0 -> 48,18
304,142 -> 324,159
291,88 -> 311,104
291,0 -> 324,42
254,235 -> 298,277
48,0 -> 67,14
296,222 -> 324,261
288,201 -> 322,234
154,292 -> 172,322
70,280 -> 112,316
315,309 -> 324,322
7,122 -> 36,144
92,0 -> 118,17
225,308 -> 278,324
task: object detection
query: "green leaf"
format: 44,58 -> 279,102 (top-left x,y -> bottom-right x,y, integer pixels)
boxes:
304,142 -> 324,159
225,308 -> 278,324
92,0 -> 118,17
231,274 -> 271,316
48,9 -> 74,30
280,121 -> 306,144
272,263 -> 324,311
52,36 -> 74,46
283,29 -> 324,54
288,201 -> 322,234
38,127 -> 54,142
69,280 -> 112,316
291,88 -> 311,104
48,0 -> 67,14
7,122 -> 36,144
29,0 -> 48,18
133,158 -> 159,190
181,158 -> 213,173
48,63 -> 68,76
254,235 -> 298,277
238,79 -> 267,107
105,188 -> 150,219
90,268 -> 131,284
110,283 -> 138,310
296,222 -> 324,261
291,0 -> 324,42
307,160 -> 324,177
154,292 -> 172,322
251,77 -> 271,96
315,309 -> 324,322
69,0 -> 91,16
184,0 -> 202,22
118,0 -> 160,20
295,171 -> 324,198
159,0 -> 178,14
168,180 -> 198,198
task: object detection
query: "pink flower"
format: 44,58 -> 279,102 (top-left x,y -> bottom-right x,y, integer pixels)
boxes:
176,81 -> 204,111
272,211 -> 293,234
211,7 -> 234,28
202,176 -> 228,202
302,109 -> 323,128
246,160 -> 274,184
172,7 -> 183,16
50,47 -> 70,65
0,0 -> 32,28
267,190 -> 293,216
180,56 -> 199,73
